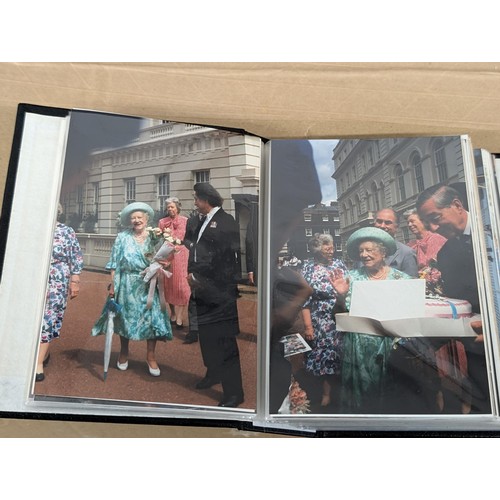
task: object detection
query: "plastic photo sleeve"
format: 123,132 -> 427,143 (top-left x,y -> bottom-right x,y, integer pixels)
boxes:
265,136 -> 500,432
0,105 -> 260,428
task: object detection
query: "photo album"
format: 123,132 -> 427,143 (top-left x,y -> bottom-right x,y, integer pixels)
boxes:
1,103 -> 500,435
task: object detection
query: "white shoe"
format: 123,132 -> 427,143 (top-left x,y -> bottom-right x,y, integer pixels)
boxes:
117,360 -> 128,371
147,362 -> 160,377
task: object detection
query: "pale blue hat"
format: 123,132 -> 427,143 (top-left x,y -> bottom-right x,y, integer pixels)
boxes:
120,202 -> 154,226
346,227 -> 397,260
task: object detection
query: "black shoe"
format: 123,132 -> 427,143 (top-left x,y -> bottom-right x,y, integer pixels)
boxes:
218,395 -> 244,408
35,372 -> 45,382
195,376 -> 220,389
183,335 -> 198,344
176,323 -> 184,330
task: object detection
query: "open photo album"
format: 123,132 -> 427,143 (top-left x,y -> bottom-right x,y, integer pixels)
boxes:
1,104 -> 500,434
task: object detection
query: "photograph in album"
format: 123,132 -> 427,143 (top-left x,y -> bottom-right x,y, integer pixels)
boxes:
0,105 -> 259,416
267,136 -> 495,416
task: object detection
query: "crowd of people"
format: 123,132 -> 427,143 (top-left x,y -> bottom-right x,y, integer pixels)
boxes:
277,184 -> 491,415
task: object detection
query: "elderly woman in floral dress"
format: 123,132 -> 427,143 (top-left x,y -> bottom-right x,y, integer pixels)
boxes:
36,204 -> 83,382
331,227 -> 412,413
91,202 -> 172,377
332,226 -> 441,414
301,233 -> 348,411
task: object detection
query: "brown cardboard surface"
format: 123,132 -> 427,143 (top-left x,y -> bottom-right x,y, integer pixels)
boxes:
0,417 -> 288,438
2,61 -> 500,437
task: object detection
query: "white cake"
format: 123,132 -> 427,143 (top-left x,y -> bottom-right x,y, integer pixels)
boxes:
424,297 -> 472,319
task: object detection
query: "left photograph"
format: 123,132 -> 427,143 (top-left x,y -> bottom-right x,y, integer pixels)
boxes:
26,108 -> 260,413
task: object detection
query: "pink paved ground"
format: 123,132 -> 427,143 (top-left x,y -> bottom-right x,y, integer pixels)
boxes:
34,270 -> 258,414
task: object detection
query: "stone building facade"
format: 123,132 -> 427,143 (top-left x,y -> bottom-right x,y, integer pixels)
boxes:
332,136 -> 465,257
285,201 -> 342,263
61,120 -> 261,273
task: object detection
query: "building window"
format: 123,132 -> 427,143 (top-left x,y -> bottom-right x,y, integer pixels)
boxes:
395,166 -> 406,201
304,213 -> 312,222
434,139 -> 448,182
125,178 -> 136,204
379,182 -> 386,208
349,201 -> 355,225
334,228 -> 340,236
158,174 -> 170,210
322,214 -> 329,222
323,228 -> 330,235
92,182 -> 99,217
195,170 -> 210,184
371,182 -> 380,212
413,153 -> 425,192
305,228 -> 313,237
335,242 -> 342,252
77,185 -> 84,217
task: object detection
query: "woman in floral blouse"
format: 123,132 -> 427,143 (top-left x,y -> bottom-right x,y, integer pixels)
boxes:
301,233 -> 348,410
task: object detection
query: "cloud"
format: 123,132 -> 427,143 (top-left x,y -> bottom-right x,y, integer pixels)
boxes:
309,140 -> 339,203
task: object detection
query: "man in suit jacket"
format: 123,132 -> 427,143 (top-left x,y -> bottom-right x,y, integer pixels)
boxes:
374,208 -> 418,277
417,184 -> 490,414
186,183 -> 244,408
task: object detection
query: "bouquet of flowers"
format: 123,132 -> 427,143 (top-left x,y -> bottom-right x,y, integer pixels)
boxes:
419,258 -> 444,296
142,226 -> 182,283
288,378 -> 311,414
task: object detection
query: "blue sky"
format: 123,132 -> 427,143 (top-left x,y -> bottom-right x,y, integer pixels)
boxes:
310,139 -> 339,204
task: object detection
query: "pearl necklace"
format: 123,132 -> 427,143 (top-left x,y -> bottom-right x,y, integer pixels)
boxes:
367,266 -> 388,280
133,231 -> 147,243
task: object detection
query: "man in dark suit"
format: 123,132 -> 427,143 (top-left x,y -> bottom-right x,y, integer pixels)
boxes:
417,184 -> 491,413
186,182 -> 244,408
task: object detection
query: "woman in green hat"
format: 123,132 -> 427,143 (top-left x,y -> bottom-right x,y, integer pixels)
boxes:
92,202 -> 172,376
331,226 -> 410,413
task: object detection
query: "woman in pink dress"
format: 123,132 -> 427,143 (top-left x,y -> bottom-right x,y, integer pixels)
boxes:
404,209 -> 447,271
158,197 -> 191,329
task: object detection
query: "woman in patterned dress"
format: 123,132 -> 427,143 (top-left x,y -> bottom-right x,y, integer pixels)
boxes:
36,204 -> 83,382
91,202 -> 172,377
158,197 -> 191,330
301,233 -> 348,410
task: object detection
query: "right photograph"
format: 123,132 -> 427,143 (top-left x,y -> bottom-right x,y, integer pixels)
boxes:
268,136 -> 494,417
